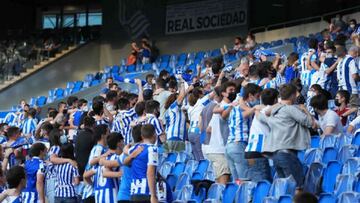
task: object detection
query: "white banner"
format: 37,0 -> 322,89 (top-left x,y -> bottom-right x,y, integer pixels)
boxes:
165,0 -> 247,35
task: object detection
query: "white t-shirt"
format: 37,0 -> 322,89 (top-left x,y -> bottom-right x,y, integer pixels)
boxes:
318,109 -> 343,135
204,113 -> 226,154
186,95 -> 211,133
154,90 -> 172,123
349,115 -> 360,127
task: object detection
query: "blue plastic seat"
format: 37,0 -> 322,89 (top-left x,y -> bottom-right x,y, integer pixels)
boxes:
269,176 -> 297,199
337,192 -> 360,203
204,183 -> 225,202
322,160 -> 342,193
320,134 -> 337,149
338,145 -> 358,164
166,174 -> 177,191
160,54 -> 170,62
143,63 -> 152,70
111,65 -> 120,73
278,195 -> 292,203
165,152 -> 177,163
322,147 -> 338,164
336,134 -> 353,151
318,193 -> 336,203
66,82 -> 74,89
334,174 -> 357,197
220,183 -> 239,203
159,161 -> 174,179
311,136 -> 321,148
342,157 -> 360,174
171,162 -> 186,179
304,148 -> 323,165
174,173 -> 190,193
262,196 -> 278,203
303,162 -> 323,194
90,80 -> 100,86
192,160 -> 209,180
55,88 -> 64,99
236,181 -> 256,203
253,180 -> 271,203
352,131 -> 360,146
174,184 -> 194,202
126,65 -> 136,72
29,97 -> 36,106
184,160 -> 198,177
356,179 -> 360,192
36,96 -> 47,107
176,152 -> 188,163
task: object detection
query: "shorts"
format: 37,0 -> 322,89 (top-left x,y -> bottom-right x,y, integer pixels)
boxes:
350,94 -> 359,108
163,140 -> 185,153
206,153 -> 231,179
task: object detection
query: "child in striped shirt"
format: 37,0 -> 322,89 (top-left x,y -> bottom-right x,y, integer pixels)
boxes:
54,143 -> 80,203
94,132 -> 124,203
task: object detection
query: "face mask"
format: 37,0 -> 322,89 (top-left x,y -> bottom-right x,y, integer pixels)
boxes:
334,99 -> 341,107
60,134 -> 68,144
249,99 -> 260,107
82,106 -> 89,112
227,92 -> 237,102
326,53 -> 334,58
154,110 -> 160,118
308,91 -> 315,98
350,24 -> 355,29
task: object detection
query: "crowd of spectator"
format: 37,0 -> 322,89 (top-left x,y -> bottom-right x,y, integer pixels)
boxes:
0,15 -> 358,203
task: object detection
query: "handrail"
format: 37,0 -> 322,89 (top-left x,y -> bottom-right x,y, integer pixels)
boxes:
249,5 -> 360,33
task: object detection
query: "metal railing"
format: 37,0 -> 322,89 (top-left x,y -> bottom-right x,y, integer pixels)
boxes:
249,5 -> 360,33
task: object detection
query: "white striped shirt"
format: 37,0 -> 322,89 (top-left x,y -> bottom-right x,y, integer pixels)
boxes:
164,101 -> 187,141
46,145 -> 60,179
145,114 -> 164,137
94,153 -> 120,203
22,118 -> 37,136
337,55 -> 358,94
112,108 -> 137,144
187,94 -> 211,134
300,50 -> 317,86
245,106 -> 271,152
55,163 -> 80,197
227,104 -> 251,143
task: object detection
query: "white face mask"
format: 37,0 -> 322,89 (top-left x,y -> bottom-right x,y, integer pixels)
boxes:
350,24 -> 355,29
82,106 -> 89,112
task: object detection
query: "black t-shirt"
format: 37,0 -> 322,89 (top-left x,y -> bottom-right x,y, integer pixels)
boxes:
75,128 -> 95,179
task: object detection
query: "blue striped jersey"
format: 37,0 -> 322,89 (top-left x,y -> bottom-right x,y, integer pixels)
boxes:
46,145 -> 60,179
82,144 -> 107,199
22,118 -> 37,136
164,102 -> 187,141
227,105 -> 252,143
300,50 -> 318,86
72,109 -> 85,127
317,57 -> 337,91
2,195 -> 22,203
337,55 -> 358,94
22,157 -> 46,203
94,153 -> 120,203
4,112 -> 17,126
245,106 -> 271,153
112,108 -> 137,144
145,114 -> 164,138
263,78 -> 278,89
130,144 -> 158,196
94,116 -> 111,127
55,163 -> 80,197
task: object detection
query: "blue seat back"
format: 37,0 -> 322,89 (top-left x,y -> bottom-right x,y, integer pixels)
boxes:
269,176 -> 297,199
336,134 -> 353,150
337,192 -> 360,203
342,157 -> 360,175
206,183 -> 225,200
176,152 -> 188,163
143,63 -> 152,70
352,131 -> 360,146
166,174 -> 177,191
36,96 -> 47,106
126,65 -> 136,72
184,160 -> 198,177
222,183 -> 239,203
322,147 -> 338,164
304,148 -> 323,165
262,196 -> 278,203
318,193 -> 336,203
236,181 -> 256,203
253,180 -> 271,203
171,162 -> 185,179
303,162 -> 323,194
174,173 -> 190,192
175,184 -> 193,202
334,174 -> 357,197
322,160 -> 342,193
278,195 -> 292,203
311,136 -> 321,148
165,152 -> 177,163
338,145 -> 358,164
159,161 -> 174,179
320,134 -> 337,149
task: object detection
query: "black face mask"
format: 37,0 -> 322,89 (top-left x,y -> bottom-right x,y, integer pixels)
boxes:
154,110 -> 160,118
334,99 -> 341,107
228,92 -> 237,102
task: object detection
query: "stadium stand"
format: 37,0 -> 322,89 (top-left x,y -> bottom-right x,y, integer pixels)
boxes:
0,1 -> 360,203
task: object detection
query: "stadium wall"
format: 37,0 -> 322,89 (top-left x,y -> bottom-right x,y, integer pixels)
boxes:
0,41 -> 100,110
